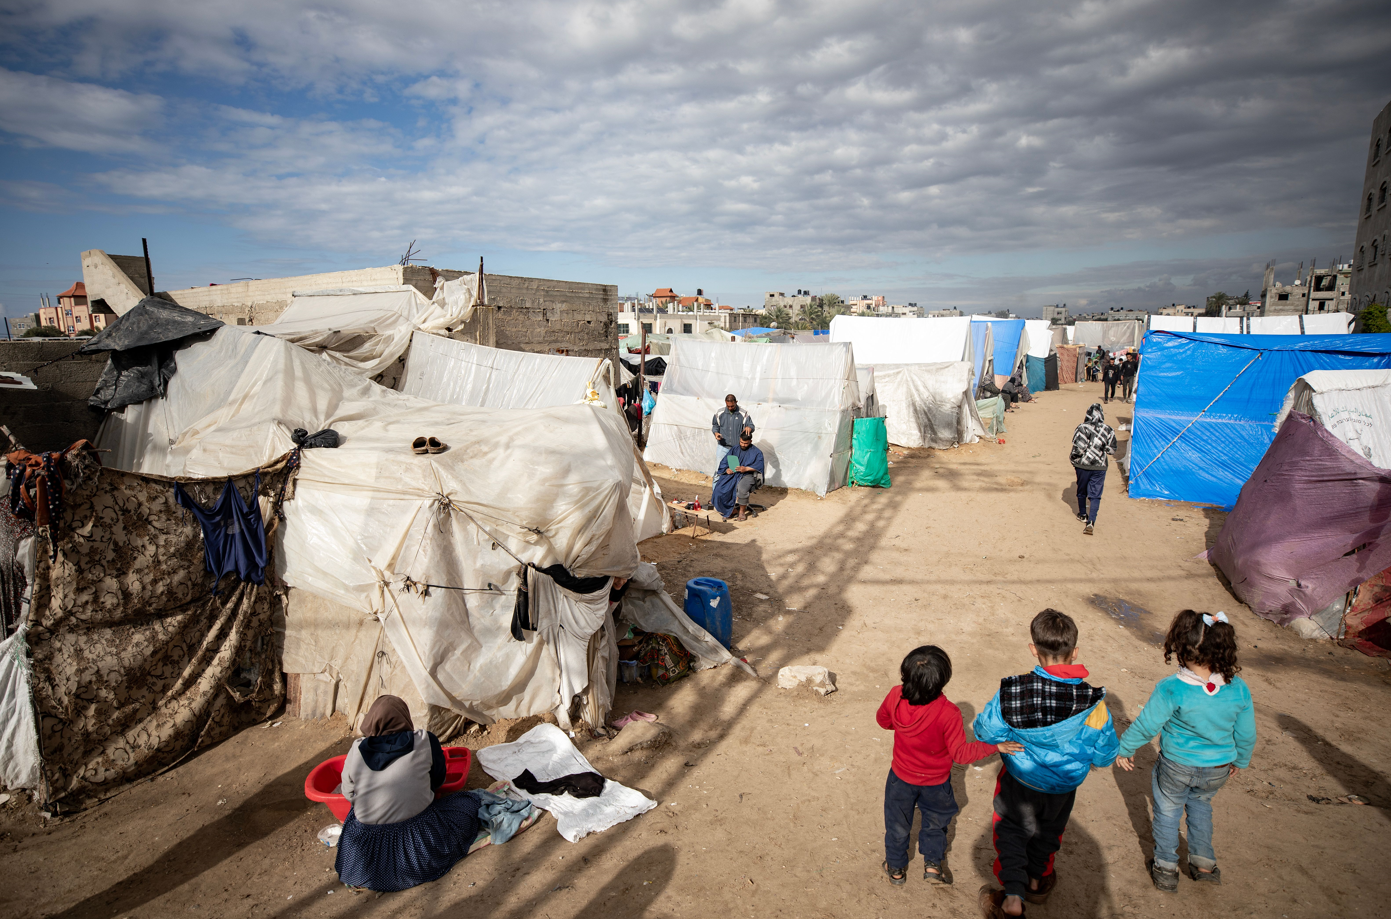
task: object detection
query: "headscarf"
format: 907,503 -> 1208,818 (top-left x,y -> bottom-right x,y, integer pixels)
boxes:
361,695 -> 413,737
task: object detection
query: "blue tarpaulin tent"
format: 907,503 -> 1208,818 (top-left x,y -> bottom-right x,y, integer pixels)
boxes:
969,321 -> 992,387
1128,332 -> 1391,508
1026,354 -> 1046,393
971,318 -> 1026,381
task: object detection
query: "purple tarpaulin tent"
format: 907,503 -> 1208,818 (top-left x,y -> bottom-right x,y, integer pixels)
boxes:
1208,412 -> 1391,626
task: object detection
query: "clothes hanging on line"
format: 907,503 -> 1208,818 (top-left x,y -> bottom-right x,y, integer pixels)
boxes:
174,474 -> 268,592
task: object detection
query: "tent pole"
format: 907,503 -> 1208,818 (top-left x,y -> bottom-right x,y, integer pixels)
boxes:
637,312 -> 647,449
142,238 -> 154,295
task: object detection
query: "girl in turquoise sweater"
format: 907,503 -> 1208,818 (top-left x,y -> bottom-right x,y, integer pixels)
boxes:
1115,610 -> 1256,893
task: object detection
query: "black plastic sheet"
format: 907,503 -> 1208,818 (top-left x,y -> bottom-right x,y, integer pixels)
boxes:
81,297 -> 224,412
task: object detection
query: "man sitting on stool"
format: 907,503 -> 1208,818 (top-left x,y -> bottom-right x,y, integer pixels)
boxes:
712,431 -> 765,522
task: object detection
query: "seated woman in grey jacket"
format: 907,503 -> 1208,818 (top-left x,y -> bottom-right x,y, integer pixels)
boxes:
334,695 -> 480,892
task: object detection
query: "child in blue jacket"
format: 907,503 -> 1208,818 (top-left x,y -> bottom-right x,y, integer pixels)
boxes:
1115,610 -> 1255,892
974,609 -> 1118,918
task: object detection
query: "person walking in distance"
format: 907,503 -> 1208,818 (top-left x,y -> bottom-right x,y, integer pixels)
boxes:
1120,352 -> 1138,403
1101,357 -> 1120,404
1070,404 -> 1115,536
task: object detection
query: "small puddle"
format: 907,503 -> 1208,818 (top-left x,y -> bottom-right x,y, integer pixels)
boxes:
1090,595 -> 1164,645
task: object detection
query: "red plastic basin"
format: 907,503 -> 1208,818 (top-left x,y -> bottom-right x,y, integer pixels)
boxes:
304,746 -> 472,822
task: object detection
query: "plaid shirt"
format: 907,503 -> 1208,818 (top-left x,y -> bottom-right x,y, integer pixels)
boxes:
999,671 -> 1105,730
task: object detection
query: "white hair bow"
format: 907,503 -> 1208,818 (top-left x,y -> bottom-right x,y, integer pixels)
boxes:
1202,611 -> 1228,626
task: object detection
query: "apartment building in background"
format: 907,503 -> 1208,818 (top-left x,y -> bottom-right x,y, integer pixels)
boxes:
1352,98 -> 1391,311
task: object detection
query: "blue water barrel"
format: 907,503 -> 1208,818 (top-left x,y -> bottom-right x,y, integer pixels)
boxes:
684,577 -> 733,650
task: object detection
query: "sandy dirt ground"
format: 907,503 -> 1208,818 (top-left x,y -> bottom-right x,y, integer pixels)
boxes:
4,380 -> 1390,919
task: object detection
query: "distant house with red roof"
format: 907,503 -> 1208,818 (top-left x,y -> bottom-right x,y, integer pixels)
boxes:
38,282 -> 117,336
651,288 -> 678,307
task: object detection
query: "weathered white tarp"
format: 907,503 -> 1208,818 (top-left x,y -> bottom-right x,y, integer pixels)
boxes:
399,334 -> 668,541
1301,313 -> 1354,335
1024,320 -> 1053,359
1195,317 -> 1243,334
869,362 -> 986,449
96,327 -> 641,725
257,281 -> 478,377
644,340 -> 858,495
829,316 -> 973,365
1250,315 -> 1301,335
1276,369 -> 1391,468
1148,315 -> 1195,333
0,625 -> 41,791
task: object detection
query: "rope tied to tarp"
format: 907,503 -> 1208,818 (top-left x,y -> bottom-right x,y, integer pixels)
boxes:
1133,352 -> 1263,483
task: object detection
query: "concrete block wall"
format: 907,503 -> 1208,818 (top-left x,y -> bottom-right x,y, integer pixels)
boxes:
0,340 -> 107,452
161,264 -> 618,363
81,250 -> 149,316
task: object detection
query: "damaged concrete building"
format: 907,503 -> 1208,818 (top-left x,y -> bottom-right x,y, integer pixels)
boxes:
79,250 -> 620,362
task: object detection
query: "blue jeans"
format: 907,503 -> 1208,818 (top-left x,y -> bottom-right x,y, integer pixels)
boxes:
1074,466 -> 1106,524
884,769 -> 959,868
1151,753 -> 1230,871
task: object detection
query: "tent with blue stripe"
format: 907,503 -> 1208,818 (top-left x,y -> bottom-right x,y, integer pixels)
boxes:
1128,331 -> 1391,508
970,318 -> 1027,384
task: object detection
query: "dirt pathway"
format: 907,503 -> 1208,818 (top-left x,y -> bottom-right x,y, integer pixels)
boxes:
4,380 -> 1388,919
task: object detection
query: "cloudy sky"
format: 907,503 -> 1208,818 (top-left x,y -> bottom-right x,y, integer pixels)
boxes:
1,0 -> 1389,320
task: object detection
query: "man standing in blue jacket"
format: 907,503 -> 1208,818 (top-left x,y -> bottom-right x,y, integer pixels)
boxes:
974,609 -> 1118,918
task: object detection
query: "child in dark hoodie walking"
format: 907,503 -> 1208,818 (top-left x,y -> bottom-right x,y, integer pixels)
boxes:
877,646 -> 1023,886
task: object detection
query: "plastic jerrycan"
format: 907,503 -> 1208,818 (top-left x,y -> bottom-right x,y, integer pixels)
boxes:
684,577 -> 733,650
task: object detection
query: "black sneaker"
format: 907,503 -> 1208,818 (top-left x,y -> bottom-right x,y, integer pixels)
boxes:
1148,859 -> 1178,892
1083,523 -> 1094,535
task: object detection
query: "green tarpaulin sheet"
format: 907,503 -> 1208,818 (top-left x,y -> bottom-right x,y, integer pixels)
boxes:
849,417 -> 891,488
976,397 -> 1007,436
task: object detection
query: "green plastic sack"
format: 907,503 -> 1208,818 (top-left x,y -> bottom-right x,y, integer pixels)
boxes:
849,417 -> 891,488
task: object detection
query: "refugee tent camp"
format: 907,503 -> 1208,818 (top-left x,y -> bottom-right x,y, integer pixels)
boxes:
825,316 -> 984,448
643,339 -> 858,495
1072,320 -> 1143,353
828,316 -> 974,366
869,363 -> 986,449
398,333 -> 669,541
969,317 -> 1027,385
1207,370 -> 1391,633
1127,332 -> 1391,508
256,278 -> 481,379
87,323 -> 745,740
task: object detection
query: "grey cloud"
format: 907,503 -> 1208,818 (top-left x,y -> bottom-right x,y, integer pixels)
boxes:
0,67 -> 163,152
2,0 -> 1390,305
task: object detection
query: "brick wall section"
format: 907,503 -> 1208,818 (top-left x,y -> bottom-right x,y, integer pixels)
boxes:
0,340 -> 107,452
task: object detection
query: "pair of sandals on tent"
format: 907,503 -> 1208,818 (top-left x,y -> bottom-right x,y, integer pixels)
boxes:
411,437 -> 449,455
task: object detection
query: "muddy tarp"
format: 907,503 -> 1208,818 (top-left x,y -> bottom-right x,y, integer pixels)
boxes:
1208,413 -> 1391,626
25,452 -> 289,808
81,297 -> 224,412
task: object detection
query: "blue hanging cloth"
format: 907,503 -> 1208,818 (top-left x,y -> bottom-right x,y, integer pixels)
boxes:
174,474 -> 268,593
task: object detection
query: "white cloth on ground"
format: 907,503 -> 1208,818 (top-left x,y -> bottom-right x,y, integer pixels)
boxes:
475,723 -> 656,842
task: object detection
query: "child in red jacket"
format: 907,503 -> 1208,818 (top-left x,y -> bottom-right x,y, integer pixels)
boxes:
877,645 -> 1023,885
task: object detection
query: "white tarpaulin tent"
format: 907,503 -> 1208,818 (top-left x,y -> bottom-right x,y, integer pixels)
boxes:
855,365 -> 883,418
1276,369 -> 1391,467
1148,315 -> 1195,333
1301,313 -> 1354,334
828,316 -> 974,365
644,340 -> 858,495
256,279 -> 480,377
1073,321 -> 1143,352
1196,317 -> 1243,333
399,332 -> 669,541
1250,315 -> 1301,335
92,327 -> 709,729
869,362 -> 986,449
1024,320 -> 1053,358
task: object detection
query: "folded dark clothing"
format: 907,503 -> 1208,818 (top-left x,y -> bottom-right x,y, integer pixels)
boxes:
292,427 -> 340,448
514,768 -> 604,798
